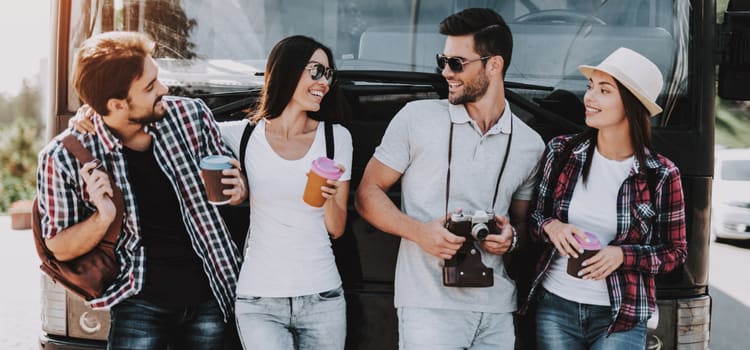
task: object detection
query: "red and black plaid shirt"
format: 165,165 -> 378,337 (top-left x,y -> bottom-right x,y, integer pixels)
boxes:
525,135 -> 687,334
36,97 -> 241,319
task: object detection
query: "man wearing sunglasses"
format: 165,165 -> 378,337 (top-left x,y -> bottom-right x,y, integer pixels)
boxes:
356,8 -> 544,349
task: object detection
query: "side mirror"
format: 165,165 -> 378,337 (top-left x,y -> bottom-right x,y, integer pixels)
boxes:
718,1 -> 750,100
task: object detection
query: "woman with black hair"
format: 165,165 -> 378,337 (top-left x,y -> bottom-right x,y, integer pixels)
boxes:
220,35 -> 352,350
525,47 -> 687,349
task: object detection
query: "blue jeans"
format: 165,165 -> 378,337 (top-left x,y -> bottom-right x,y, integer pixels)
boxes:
107,298 -> 225,350
234,286 -> 346,350
397,307 -> 515,350
536,289 -> 647,350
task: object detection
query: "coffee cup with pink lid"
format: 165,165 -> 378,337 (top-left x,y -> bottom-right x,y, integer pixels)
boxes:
567,232 -> 602,278
303,157 -> 343,207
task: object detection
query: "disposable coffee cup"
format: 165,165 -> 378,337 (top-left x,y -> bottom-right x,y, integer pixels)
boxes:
303,156 -> 343,207
200,155 -> 233,205
567,232 -> 602,278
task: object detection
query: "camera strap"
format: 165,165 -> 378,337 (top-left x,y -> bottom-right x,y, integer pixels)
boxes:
444,116 -> 513,222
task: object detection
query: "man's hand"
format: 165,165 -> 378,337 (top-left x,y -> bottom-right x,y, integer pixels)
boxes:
480,214 -> 513,255
222,159 -> 247,205
415,216 -> 466,260
80,160 -> 116,225
69,105 -> 96,134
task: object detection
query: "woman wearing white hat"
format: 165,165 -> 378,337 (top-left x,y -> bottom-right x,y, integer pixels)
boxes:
522,47 -> 688,349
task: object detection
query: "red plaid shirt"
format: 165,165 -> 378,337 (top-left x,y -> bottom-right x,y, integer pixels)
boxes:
524,135 -> 687,334
36,97 -> 241,319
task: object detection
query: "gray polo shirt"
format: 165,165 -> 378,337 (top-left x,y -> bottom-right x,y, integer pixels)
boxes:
374,99 -> 544,313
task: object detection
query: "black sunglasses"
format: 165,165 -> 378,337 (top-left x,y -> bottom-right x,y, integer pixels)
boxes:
436,54 -> 490,73
307,62 -> 335,84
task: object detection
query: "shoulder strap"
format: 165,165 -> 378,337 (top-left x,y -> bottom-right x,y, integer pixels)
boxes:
325,121 -> 334,159
60,135 -> 124,246
646,167 -> 659,207
239,121 -> 255,176
33,135 -> 125,262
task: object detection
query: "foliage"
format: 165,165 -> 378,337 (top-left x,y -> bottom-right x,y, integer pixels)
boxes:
715,99 -> 750,149
0,118 -> 43,212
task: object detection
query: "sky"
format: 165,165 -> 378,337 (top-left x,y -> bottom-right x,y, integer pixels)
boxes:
0,1 -> 50,96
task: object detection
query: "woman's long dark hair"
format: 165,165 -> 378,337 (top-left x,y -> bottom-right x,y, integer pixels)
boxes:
251,35 -> 348,122
558,79 -> 652,184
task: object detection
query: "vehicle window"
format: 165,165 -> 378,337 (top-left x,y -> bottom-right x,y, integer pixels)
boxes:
67,0 -> 688,125
721,160 -> 750,181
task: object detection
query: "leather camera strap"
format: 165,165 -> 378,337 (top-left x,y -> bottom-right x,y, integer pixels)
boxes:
444,116 -> 513,221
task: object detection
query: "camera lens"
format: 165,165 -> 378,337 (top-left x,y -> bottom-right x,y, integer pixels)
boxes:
471,223 -> 489,241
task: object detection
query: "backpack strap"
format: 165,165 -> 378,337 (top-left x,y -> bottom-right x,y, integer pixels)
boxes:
325,121 -> 335,159
238,122 -> 255,176
646,167 -> 659,207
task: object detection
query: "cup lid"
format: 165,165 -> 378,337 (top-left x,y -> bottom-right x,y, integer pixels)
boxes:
200,155 -> 233,170
574,232 -> 602,250
311,157 -> 343,180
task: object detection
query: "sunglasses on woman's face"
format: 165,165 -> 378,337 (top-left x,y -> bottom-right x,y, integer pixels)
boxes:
436,54 -> 490,73
307,63 -> 335,84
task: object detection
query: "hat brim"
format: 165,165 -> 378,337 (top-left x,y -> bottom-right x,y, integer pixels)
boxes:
578,65 -> 663,117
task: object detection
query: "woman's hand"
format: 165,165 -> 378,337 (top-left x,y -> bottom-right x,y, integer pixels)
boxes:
577,246 -> 624,280
321,164 -> 346,201
69,105 -> 97,134
542,219 -> 586,258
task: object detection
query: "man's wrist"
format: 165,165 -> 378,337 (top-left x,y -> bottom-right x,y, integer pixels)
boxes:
507,225 -> 518,253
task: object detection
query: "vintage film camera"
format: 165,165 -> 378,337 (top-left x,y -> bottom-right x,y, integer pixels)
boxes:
443,210 -> 499,287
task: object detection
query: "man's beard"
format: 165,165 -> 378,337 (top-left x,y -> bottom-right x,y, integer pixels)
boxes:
448,72 -> 489,105
128,97 -> 165,124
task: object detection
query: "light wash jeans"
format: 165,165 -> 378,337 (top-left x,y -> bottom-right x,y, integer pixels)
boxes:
107,298 -> 225,350
536,289 -> 647,350
234,286 -> 346,350
397,307 -> 515,350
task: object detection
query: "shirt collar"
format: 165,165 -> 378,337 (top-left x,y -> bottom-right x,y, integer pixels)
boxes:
571,137 -> 661,173
448,99 -> 513,135
87,108 -> 123,154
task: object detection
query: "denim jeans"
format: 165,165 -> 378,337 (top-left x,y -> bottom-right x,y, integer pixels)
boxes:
397,307 -> 515,350
536,289 -> 647,350
234,286 -> 346,350
107,297 -> 225,350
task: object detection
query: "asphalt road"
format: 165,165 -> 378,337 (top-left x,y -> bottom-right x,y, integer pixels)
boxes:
0,215 -> 748,349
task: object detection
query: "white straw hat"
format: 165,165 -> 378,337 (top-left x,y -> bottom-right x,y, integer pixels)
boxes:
578,47 -> 664,116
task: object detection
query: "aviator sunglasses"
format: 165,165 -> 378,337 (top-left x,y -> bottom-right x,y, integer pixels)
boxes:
436,54 -> 490,73
307,62 -> 335,84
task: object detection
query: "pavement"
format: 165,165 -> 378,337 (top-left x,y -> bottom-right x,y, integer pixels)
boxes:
0,215 -> 41,350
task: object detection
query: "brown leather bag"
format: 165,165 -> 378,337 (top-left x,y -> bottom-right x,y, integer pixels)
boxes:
32,134 -> 125,301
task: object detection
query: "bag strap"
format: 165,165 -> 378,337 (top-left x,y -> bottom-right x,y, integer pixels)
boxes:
60,135 -> 125,247
646,166 -> 658,207
33,135 -> 125,261
239,122 -> 255,176
325,121 -> 335,159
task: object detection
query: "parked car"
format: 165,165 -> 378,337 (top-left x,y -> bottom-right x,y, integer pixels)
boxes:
712,148 -> 750,241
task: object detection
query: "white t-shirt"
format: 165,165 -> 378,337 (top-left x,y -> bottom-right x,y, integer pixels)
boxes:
220,118 -> 353,297
542,147 -> 634,306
